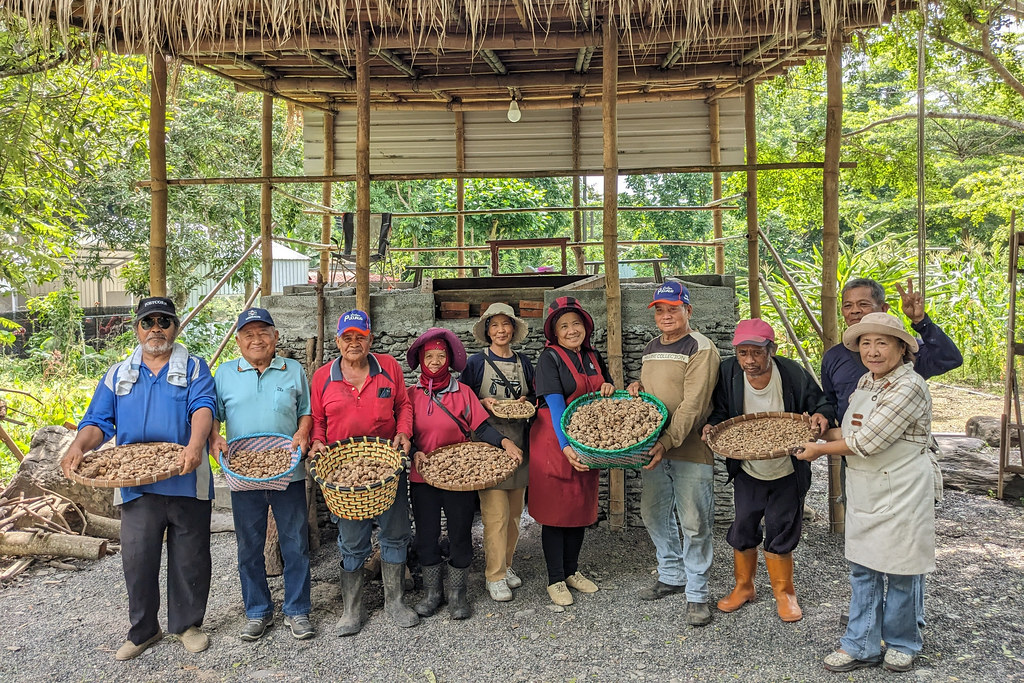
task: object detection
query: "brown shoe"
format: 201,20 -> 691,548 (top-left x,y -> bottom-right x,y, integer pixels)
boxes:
564,571 -> 598,593
716,548 -> 757,613
764,551 -> 802,622
178,626 -> 210,653
114,630 -> 163,661
547,581 -> 574,606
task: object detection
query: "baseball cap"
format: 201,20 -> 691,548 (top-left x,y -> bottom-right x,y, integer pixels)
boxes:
236,307 -> 275,331
732,319 -> 776,347
133,297 -> 177,323
337,310 -> 371,336
648,281 -> 691,308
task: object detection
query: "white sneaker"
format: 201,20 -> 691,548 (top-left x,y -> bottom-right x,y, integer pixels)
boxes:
505,567 -> 522,589
487,579 -> 513,602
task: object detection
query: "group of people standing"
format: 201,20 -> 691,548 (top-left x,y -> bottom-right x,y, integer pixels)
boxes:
60,275 -> 960,675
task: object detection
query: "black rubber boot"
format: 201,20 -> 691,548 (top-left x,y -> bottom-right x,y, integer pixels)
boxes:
336,567 -> 364,636
415,563 -> 446,617
382,561 -> 420,628
446,564 -> 471,620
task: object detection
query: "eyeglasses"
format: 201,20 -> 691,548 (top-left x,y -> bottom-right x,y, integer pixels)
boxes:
139,316 -> 174,330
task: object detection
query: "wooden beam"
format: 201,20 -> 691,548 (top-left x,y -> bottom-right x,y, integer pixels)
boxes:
603,17 -> 626,533
744,80 -> 759,318
708,97 -> 725,275
260,94 -> 273,298
355,31 -> 371,312
571,102 -> 584,274
320,111 -> 335,282
149,53 -> 168,297
455,111 -> 466,277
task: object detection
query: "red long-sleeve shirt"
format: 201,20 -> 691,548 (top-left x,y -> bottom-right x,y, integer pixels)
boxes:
311,354 -> 413,444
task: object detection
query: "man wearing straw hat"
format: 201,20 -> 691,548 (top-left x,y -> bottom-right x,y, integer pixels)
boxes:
309,310 -> 419,635
60,296 -> 216,660
209,307 -> 315,642
626,281 -> 720,627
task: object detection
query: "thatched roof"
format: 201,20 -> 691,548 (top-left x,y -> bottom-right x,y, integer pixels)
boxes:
10,1 -> 906,110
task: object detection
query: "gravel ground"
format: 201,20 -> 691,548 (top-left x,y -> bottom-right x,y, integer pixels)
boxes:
1,459 -> 1022,683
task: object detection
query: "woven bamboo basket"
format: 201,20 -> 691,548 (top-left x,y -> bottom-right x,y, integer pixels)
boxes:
310,437 -> 405,520
418,442 -> 518,491
705,412 -> 815,460
69,441 -> 182,488
220,433 -> 301,492
561,391 -> 668,469
489,399 -> 536,420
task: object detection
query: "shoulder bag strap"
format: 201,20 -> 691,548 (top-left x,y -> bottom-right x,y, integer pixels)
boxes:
424,388 -> 472,438
482,354 -> 521,399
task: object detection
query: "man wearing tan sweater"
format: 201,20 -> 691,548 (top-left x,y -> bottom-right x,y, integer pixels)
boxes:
627,281 -> 720,627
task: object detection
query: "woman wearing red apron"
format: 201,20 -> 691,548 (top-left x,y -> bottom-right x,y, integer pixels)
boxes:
529,297 -> 615,606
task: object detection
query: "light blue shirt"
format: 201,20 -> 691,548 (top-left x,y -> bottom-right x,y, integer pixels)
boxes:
215,355 -> 312,482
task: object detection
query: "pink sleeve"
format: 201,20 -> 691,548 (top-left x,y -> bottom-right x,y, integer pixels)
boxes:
461,382 -> 492,431
311,365 -> 328,443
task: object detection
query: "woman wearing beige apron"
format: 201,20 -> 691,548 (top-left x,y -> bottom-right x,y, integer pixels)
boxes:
462,304 -> 535,602
797,312 -> 935,674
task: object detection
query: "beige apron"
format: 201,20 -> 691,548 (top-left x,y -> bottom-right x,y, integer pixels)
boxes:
475,354 -> 530,490
842,384 -> 935,575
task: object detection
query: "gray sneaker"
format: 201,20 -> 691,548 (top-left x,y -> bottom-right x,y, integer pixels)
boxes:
284,614 -> 315,640
686,601 -> 712,627
239,615 -> 273,642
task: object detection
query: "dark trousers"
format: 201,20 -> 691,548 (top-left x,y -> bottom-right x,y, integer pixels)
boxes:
410,482 -> 476,569
541,525 -> 586,585
726,470 -> 803,554
120,494 -> 212,644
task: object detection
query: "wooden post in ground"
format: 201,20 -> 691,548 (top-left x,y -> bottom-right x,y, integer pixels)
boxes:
572,103 -> 585,274
260,94 -> 273,298
603,17 -> 626,532
320,112 -> 335,283
823,31 -> 845,534
708,98 -> 725,275
149,54 -> 168,297
456,111 -> 467,277
744,81 -> 759,317
355,31 -> 371,313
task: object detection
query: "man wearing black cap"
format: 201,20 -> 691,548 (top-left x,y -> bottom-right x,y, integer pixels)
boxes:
61,297 -> 217,660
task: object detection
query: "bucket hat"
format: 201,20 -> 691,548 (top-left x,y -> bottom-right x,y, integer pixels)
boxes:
542,296 -> 594,347
407,327 -> 468,372
473,303 -> 528,346
842,311 -> 919,353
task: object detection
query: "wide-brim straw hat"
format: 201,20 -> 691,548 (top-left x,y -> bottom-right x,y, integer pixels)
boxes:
407,327 -> 468,372
473,303 -> 528,346
842,312 -> 919,353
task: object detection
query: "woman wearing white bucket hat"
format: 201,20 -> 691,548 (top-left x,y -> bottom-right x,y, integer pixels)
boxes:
796,312 -> 935,674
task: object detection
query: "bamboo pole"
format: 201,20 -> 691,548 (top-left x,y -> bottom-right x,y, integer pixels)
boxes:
571,103 -> 585,274
744,81 -> 760,317
355,31 -> 371,313
603,17 -> 626,533
760,276 -> 818,380
320,111 -> 335,282
823,31 -> 844,535
758,228 -> 825,340
455,111 -> 466,278
0,425 -> 23,462
260,95 -> 273,298
149,53 -> 168,297
708,98 -> 725,274
178,237 -> 262,331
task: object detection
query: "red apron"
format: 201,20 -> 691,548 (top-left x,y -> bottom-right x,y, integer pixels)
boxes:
528,345 -> 603,527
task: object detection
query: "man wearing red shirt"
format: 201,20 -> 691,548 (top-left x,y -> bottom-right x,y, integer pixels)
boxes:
310,310 -> 418,635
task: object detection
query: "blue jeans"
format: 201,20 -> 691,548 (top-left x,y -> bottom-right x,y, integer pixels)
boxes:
231,480 -> 311,619
335,470 -> 411,572
639,459 -> 714,602
840,561 -> 923,660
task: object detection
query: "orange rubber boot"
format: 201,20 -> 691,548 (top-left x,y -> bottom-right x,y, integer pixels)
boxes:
716,548 -> 758,613
764,551 -> 803,622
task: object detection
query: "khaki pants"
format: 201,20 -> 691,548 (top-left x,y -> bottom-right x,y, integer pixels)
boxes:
477,488 -> 525,583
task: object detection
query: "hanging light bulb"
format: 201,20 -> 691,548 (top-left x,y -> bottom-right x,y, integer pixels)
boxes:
507,98 -> 521,123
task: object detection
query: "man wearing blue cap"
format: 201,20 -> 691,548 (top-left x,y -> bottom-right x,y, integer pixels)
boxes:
627,281 -> 720,626
210,308 -> 314,642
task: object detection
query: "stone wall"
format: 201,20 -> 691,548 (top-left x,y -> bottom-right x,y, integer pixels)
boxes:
263,275 -> 739,527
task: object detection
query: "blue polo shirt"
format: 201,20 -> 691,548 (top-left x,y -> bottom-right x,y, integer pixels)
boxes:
214,355 -> 312,483
79,354 -> 217,505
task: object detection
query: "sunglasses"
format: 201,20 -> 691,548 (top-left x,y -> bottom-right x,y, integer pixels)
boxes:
139,316 -> 174,330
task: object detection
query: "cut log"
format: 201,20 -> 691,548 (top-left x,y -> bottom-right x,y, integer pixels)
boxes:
0,557 -> 34,581
82,512 -> 121,541
0,531 -> 108,560
264,509 -> 283,577
934,435 -> 1024,498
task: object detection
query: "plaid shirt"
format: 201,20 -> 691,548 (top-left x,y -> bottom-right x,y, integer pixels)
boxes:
846,362 -> 932,458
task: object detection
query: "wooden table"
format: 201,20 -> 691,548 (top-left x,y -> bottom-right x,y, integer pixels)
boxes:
585,257 -> 670,283
487,237 -> 569,276
404,264 -> 485,287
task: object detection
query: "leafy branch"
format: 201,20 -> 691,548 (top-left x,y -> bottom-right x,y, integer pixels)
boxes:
844,111 -> 1024,137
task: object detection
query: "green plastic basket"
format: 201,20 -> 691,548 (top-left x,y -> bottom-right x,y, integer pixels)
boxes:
560,390 -> 668,469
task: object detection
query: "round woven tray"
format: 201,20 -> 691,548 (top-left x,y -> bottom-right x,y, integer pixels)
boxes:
705,412 -> 815,460
68,441 -> 183,488
220,433 -> 302,492
310,437 -> 405,520
488,399 -> 536,420
419,442 -> 518,491
561,391 -> 668,469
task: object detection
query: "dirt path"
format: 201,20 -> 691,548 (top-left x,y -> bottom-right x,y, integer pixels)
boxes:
928,382 -> 1003,433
